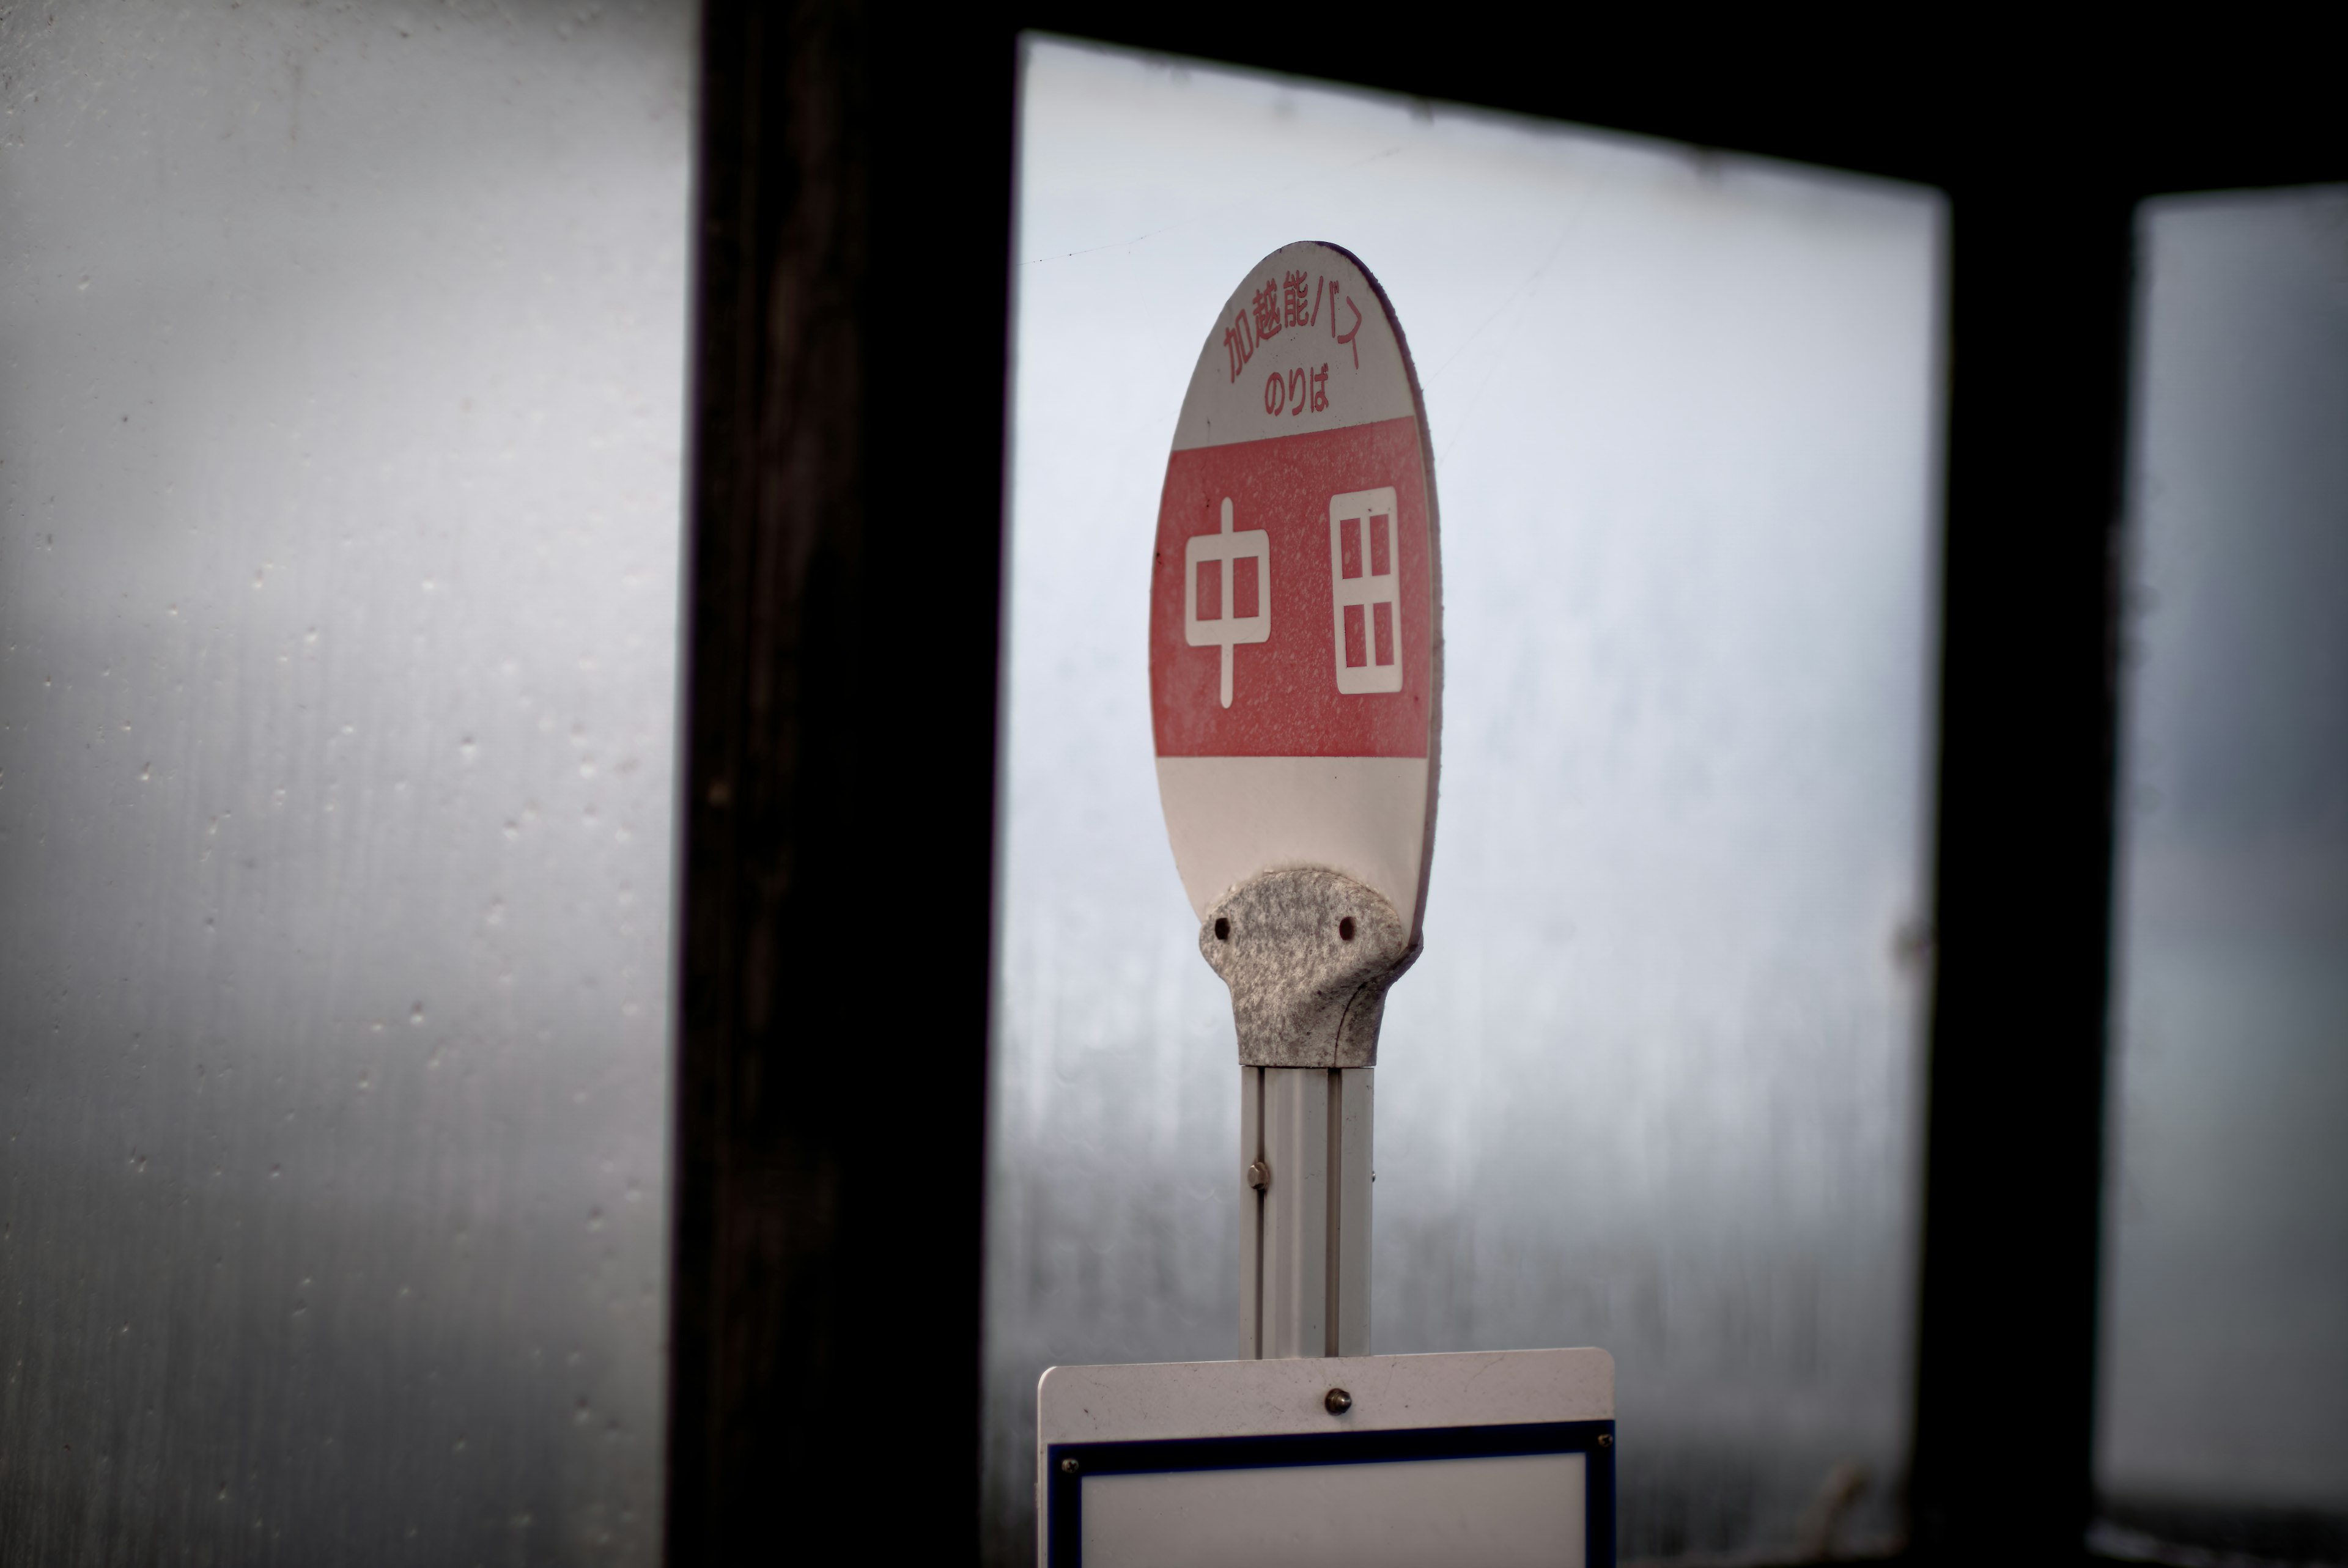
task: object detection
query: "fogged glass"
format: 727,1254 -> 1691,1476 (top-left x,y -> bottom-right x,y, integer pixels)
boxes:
2097,188 -> 2348,1564
0,4 -> 691,1562
991,38 -> 1943,1565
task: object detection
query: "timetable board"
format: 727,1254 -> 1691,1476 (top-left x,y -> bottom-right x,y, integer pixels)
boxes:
1038,1349 -> 1614,1568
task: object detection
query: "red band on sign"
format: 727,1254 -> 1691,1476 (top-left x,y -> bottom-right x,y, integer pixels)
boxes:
1151,416 -> 1431,758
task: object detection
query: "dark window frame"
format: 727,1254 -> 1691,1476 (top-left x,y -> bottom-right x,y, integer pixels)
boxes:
663,9 -> 2341,1563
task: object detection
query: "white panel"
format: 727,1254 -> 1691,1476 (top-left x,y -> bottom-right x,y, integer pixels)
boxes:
1038,1347 -> 1614,1445
1167,249 -> 1417,451
1083,1452 -> 1585,1568
1155,756 -> 1428,921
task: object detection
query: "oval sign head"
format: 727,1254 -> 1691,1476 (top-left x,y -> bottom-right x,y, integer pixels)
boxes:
1150,243 -> 1441,1069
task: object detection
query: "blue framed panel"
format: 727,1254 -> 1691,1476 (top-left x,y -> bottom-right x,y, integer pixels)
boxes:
1046,1418 -> 1615,1567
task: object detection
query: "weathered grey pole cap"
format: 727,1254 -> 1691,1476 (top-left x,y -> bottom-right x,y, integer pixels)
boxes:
1199,866 -> 1420,1068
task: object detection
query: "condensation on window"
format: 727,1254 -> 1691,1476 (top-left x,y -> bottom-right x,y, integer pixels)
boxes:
991,37 -> 1945,1566
2097,186 -> 2348,1566
0,4 -> 692,1561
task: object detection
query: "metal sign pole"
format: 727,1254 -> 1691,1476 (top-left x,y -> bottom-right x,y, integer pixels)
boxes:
1240,1063 -> 1375,1358
1205,865 -> 1413,1358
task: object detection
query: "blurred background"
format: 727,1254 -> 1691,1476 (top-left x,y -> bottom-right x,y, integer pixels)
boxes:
2096,188 -> 2348,1563
0,3 -> 690,1561
0,9 -> 2340,1567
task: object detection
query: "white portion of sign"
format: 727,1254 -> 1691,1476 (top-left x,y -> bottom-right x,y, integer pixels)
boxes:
1082,1452 -> 1586,1568
1154,756 -> 1427,923
1327,487 -> 1404,695
1039,1347 -> 1614,1446
1184,498 -> 1271,709
1168,244 -> 1418,453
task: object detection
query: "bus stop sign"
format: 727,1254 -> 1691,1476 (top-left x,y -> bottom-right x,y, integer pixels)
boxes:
1150,241 -> 1442,970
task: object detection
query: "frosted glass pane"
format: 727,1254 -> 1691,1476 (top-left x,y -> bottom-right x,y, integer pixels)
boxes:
989,39 -> 1943,1565
0,4 -> 691,1561
2097,187 -> 2348,1559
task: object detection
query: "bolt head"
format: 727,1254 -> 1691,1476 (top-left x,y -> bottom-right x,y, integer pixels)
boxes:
1597,1434 -> 1612,1449
1246,1160 -> 1270,1191
1324,1387 -> 1353,1415
1060,1456 -> 1079,1474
